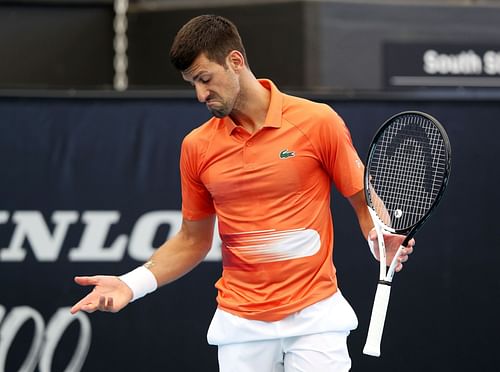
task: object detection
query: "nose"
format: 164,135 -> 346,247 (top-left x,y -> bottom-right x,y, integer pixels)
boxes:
195,84 -> 209,103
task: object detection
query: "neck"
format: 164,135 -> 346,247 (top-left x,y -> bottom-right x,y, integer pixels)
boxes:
230,75 -> 270,134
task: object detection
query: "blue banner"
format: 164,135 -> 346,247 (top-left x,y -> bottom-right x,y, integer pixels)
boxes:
0,96 -> 498,371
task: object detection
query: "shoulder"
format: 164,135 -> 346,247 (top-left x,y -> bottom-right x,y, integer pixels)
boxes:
182,117 -> 219,149
180,118 -> 222,172
282,93 -> 345,131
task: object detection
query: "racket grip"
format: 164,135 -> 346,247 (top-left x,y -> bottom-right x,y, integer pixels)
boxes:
363,282 -> 392,357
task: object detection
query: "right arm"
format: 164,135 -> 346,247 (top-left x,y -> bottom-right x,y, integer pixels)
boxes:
70,214 -> 215,314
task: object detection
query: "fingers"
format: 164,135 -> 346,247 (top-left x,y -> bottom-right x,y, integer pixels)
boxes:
71,275 -> 118,314
395,244 -> 414,272
368,228 -> 377,241
70,296 -> 96,314
98,296 -> 115,312
70,295 -> 117,314
70,305 -> 80,315
395,259 -> 405,272
74,276 -> 99,286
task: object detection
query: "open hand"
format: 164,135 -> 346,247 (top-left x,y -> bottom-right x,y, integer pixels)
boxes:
70,275 -> 133,314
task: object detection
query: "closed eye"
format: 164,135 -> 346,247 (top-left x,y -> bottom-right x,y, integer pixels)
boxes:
197,75 -> 211,84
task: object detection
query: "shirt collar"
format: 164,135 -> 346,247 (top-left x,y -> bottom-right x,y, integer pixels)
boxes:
224,79 -> 283,135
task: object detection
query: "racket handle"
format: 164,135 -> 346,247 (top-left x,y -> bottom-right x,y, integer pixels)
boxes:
363,282 -> 392,357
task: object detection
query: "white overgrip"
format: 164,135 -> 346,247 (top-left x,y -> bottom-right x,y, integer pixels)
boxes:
363,282 -> 392,357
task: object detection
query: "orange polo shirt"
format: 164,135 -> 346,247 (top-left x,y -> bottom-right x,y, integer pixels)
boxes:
180,79 -> 364,321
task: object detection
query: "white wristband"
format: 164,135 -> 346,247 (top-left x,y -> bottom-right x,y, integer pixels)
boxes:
119,266 -> 158,302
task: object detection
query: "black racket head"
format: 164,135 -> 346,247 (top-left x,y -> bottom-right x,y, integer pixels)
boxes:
364,111 -> 451,235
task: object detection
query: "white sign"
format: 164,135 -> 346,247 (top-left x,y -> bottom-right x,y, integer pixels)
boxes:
0,305 -> 91,372
0,210 -> 222,262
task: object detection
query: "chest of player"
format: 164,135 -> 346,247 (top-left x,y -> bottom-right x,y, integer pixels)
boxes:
199,126 -> 329,205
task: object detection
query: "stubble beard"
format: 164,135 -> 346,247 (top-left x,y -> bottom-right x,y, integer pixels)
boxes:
208,105 -> 230,118
207,95 -> 236,118
207,78 -> 241,118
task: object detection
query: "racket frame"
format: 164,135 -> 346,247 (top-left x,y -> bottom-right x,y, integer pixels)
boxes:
362,111 -> 451,357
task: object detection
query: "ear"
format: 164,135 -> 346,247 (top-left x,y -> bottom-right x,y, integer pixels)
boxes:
227,50 -> 245,71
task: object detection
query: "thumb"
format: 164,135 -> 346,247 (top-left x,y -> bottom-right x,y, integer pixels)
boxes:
368,228 -> 377,241
74,276 -> 99,286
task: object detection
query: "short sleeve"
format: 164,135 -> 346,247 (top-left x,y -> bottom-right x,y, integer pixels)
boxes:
315,106 -> 365,197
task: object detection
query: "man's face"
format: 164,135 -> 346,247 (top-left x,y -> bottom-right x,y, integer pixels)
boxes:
181,53 -> 240,118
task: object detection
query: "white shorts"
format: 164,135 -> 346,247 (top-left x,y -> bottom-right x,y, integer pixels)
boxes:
207,292 -> 358,371
217,330 -> 352,372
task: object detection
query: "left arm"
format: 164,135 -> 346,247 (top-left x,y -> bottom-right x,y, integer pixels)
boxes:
346,189 -> 373,239
347,189 -> 414,272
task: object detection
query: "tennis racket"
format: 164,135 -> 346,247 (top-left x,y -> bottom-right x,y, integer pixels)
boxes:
362,111 -> 451,357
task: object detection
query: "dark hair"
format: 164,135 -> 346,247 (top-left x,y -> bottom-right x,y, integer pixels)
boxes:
169,14 -> 248,71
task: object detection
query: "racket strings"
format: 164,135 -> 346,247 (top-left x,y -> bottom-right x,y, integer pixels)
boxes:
368,115 -> 448,231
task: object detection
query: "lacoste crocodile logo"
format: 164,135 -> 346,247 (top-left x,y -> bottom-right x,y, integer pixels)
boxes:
279,149 -> 296,159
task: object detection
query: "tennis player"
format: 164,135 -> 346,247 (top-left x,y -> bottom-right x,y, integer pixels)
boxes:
71,15 -> 414,371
